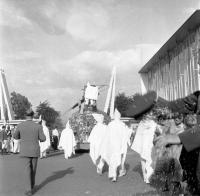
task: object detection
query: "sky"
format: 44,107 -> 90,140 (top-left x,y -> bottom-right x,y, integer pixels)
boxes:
0,0 -> 200,120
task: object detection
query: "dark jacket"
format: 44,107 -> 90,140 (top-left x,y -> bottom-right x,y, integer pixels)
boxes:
14,120 -> 46,157
179,125 -> 200,152
0,129 -> 7,141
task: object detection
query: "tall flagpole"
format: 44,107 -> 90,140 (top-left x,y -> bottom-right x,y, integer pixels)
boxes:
0,68 -> 15,121
104,66 -> 116,119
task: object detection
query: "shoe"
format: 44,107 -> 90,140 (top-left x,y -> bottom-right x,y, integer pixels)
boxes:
97,167 -> 102,175
118,169 -> 126,177
111,177 -> 117,182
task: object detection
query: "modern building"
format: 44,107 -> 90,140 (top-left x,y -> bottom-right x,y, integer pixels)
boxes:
139,10 -> 200,100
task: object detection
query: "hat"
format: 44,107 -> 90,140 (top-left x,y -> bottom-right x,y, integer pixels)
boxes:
114,109 -> 121,119
26,108 -> 34,116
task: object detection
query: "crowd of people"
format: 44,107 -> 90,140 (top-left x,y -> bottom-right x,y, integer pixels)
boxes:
87,105 -> 200,196
2,103 -> 200,196
0,121 -> 60,158
0,124 -> 20,154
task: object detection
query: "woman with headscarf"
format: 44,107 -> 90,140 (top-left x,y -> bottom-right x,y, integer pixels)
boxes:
101,109 -> 132,182
88,113 -> 107,174
58,121 -> 76,159
39,120 -> 51,158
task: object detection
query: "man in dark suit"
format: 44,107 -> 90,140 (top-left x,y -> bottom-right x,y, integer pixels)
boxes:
14,109 -> 46,196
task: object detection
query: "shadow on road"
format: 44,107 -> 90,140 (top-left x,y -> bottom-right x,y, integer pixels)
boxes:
132,163 -> 143,178
125,163 -> 130,172
33,167 -> 74,194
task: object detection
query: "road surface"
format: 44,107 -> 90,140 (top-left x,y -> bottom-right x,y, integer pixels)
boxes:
0,150 -> 160,196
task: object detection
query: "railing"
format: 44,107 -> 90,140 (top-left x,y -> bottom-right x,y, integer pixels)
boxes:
0,119 -> 41,125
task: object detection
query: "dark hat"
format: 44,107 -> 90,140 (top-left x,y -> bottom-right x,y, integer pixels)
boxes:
26,108 -> 34,116
125,91 -> 157,118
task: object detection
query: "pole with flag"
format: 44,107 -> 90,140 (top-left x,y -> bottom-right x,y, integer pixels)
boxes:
0,68 -> 15,122
104,66 -> 116,119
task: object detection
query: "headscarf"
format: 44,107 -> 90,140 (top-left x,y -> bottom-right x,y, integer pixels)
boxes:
114,109 -> 121,120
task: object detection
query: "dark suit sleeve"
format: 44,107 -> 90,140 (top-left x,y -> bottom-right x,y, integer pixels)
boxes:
13,126 -> 20,140
179,125 -> 200,152
38,125 -> 46,142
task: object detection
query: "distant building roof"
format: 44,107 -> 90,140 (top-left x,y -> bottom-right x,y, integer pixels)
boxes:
139,10 -> 200,73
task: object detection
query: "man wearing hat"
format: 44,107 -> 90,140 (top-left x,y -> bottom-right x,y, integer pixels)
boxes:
14,108 -> 46,196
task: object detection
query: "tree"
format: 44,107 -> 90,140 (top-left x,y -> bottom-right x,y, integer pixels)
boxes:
115,93 -> 135,117
10,91 -> 32,119
36,100 -> 63,130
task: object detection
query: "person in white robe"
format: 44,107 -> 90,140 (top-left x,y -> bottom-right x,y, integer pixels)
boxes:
13,138 -> 20,153
39,120 -> 50,158
88,113 -> 107,175
58,121 -> 76,159
131,111 -> 158,184
101,109 -> 132,182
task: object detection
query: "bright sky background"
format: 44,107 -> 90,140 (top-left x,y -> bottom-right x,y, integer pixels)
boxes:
0,0 -> 200,119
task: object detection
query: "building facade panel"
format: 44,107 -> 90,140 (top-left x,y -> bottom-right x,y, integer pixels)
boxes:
140,11 -> 200,101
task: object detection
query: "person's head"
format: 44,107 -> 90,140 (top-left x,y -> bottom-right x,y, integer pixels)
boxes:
114,108 -> 121,120
65,121 -> 71,129
6,125 -> 10,131
184,114 -> 197,128
25,108 -> 34,119
173,112 -> 184,126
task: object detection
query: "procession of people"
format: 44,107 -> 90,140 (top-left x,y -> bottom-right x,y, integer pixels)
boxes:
2,91 -> 200,196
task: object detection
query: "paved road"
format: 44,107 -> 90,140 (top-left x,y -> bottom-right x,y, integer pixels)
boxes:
0,150 -> 159,196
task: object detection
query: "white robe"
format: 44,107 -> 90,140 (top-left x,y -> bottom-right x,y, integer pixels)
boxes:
39,125 -> 50,153
13,139 -> 20,153
101,119 -> 132,178
88,123 -> 107,165
131,118 -> 157,183
58,126 -> 76,159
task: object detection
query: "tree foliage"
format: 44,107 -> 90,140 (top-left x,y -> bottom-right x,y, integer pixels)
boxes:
115,93 -> 135,117
10,91 -> 32,119
36,100 -> 63,129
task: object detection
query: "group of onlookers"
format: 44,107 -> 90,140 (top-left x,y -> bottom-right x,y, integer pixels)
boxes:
132,106 -> 200,196
0,122 -> 61,157
0,124 -> 20,154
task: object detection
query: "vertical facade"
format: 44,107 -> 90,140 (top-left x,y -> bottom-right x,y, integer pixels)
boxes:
139,10 -> 200,101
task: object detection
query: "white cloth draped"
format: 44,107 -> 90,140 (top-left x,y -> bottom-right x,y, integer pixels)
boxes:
13,139 -> 20,153
88,122 -> 107,165
100,110 -> 132,179
39,124 -> 50,153
131,118 -> 157,183
58,122 -> 76,159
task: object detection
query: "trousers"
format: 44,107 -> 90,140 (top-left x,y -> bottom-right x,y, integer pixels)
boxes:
21,157 -> 38,191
